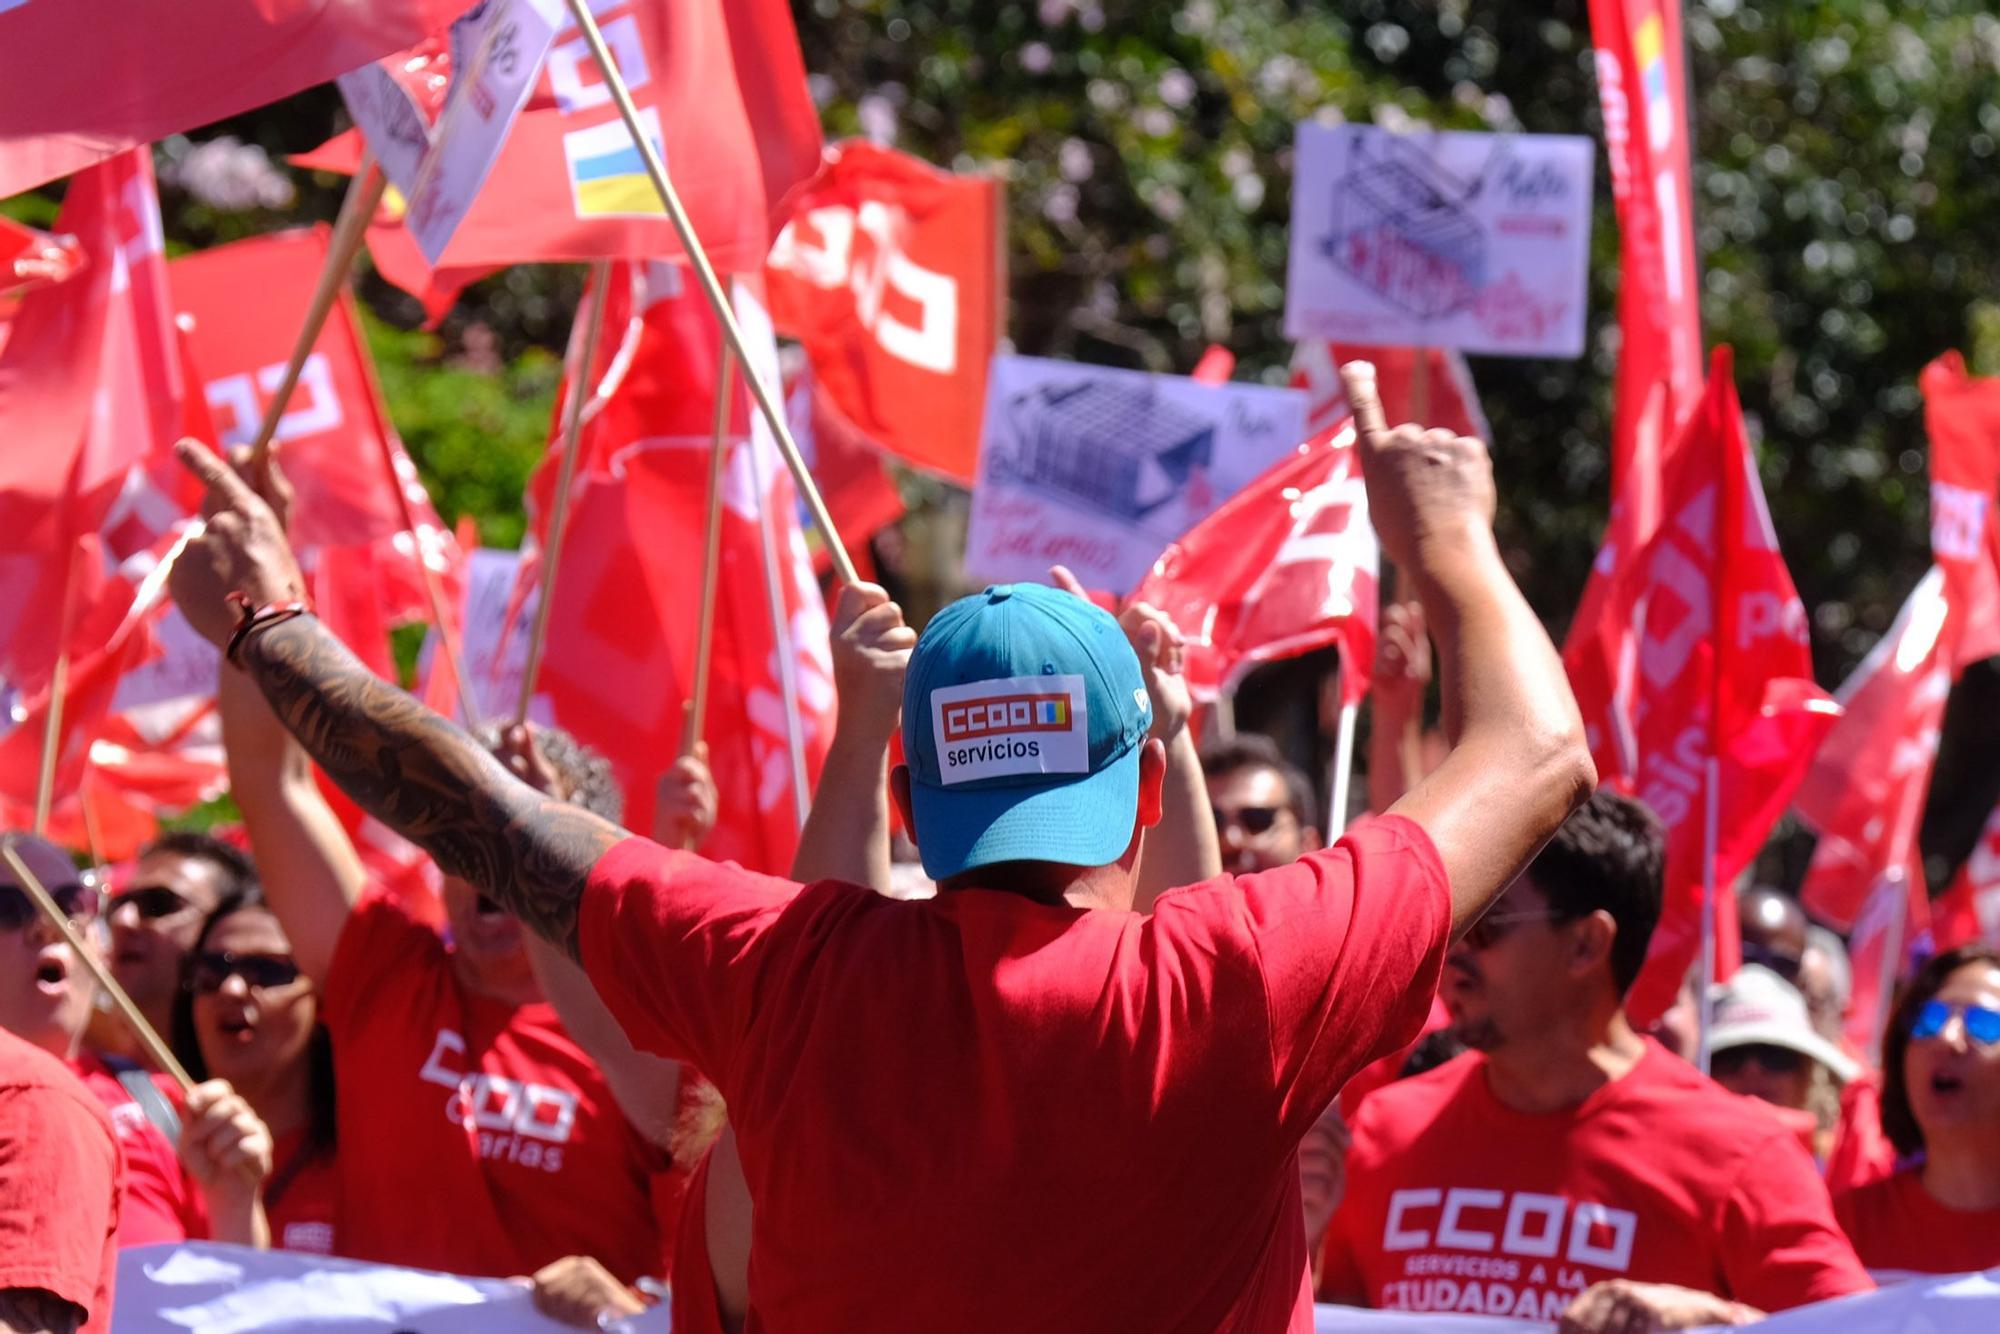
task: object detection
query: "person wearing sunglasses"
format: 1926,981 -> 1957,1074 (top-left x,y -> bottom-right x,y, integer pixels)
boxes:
1737,885 -> 1810,989
1200,733 -> 1321,876
1706,964 -> 1859,1163
1833,943 -> 2000,1281
171,887 -> 338,1257
102,831 -> 257,1059
0,831 -> 274,1251
1320,791 -> 1871,1329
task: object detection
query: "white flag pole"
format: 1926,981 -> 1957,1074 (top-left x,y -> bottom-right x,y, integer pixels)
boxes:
561,0 -> 857,586
1327,695 -> 1359,838
1696,753 -> 1720,1075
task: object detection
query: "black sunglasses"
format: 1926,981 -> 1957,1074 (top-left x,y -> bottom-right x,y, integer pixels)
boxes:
107,885 -> 196,921
1710,1043 -> 1807,1077
189,950 -> 303,995
0,880 -> 101,932
1213,805 -> 1285,837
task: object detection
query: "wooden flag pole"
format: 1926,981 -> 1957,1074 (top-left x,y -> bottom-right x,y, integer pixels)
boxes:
31,650 -> 68,837
247,157 -> 388,470
562,0 -> 858,586
682,342 -> 736,758
1,844 -> 194,1093
515,259 -> 613,728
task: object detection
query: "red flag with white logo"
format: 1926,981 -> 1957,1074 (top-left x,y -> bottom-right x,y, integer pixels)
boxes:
765,142 -> 1001,486
1619,349 -> 1841,1024
786,365 -> 907,578
1571,0 -> 1706,789
1131,421 -> 1379,705
0,150 -> 194,698
1792,568 -> 1951,930
1921,352 -> 2000,669
519,263 -> 834,871
308,0 -> 820,276
0,0 -> 479,197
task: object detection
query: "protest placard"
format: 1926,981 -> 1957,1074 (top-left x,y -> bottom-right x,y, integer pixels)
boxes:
964,355 -> 1307,595
1285,123 -> 1594,358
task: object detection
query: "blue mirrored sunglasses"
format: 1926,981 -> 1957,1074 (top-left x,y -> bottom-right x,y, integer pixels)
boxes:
1910,998 -> 2000,1048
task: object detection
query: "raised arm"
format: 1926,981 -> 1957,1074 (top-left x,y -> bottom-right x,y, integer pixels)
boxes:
167,441 -> 620,961
1340,363 -> 1594,933
790,582 -> 914,889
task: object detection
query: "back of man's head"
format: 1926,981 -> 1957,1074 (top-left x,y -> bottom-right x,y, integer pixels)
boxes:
1522,789 -> 1663,997
898,584 -> 1153,888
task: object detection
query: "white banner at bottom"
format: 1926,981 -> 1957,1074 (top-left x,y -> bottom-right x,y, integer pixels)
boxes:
114,1245 -> 2000,1333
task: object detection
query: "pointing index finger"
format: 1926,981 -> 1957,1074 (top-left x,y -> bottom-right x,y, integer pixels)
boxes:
1337,360 -> 1388,444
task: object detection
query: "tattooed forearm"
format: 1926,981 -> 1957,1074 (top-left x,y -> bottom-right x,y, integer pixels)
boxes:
240,617 -> 621,958
0,1286 -> 85,1334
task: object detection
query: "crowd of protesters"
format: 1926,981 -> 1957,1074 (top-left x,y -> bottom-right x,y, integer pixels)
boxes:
4,369 -> 1999,1334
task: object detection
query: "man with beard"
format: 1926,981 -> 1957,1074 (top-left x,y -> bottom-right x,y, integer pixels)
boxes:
1319,791 -> 1871,1330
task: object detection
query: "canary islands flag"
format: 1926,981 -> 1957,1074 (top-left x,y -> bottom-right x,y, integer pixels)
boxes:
562,108 -> 668,219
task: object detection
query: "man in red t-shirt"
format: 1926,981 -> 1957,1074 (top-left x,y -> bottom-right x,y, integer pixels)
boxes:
1319,792 -> 1873,1328
167,361 -> 1595,1332
217,673 -> 680,1283
0,831 -> 272,1250
0,1026 -> 120,1333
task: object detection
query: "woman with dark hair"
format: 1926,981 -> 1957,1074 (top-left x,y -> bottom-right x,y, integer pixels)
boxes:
1832,943 -> 2000,1281
171,887 -> 339,1254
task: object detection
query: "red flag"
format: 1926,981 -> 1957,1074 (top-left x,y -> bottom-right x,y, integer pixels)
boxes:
1571,0 -> 1706,788
1288,338 -> 1489,442
313,0 -> 820,274
170,228 -> 464,672
787,366 -> 906,578
1792,569 -> 1951,929
1619,349 -> 1841,1024
767,142 -> 1001,485
0,150 -> 193,697
1132,422 -> 1379,705
1935,801 -> 2000,950
1843,870 -> 1931,1061
521,263 -> 834,872
0,216 -> 82,299
1921,352 -> 2000,669
0,0 -> 478,196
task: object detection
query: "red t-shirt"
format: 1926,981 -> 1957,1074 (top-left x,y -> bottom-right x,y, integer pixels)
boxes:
670,1150 -> 726,1334
0,1032 -> 121,1333
581,814 -> 1452,1334
1319,1043 -> 1871,1321
265,1128 -> 339,1256
1823,1072 -> 1900,1195
1833,1168 -> 2000,1282
72,1052 -> 209,1248
321,889 -> 672,1281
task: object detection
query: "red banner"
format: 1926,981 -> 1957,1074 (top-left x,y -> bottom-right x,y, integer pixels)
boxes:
521,263 -> 834,872
315,0 -> 820,276
1921,352 -> 2000,669
0,0 -> 477,196
1571,0 -> 1705,787
1618,350 -> 1840,1023
1132,422 -> 1378,705
765,141 -> 1001,485
1792,568 -> 1951,930
0,150 -> 193,697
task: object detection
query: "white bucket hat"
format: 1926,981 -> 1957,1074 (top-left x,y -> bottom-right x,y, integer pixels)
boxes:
1708,964 -> 1860,1083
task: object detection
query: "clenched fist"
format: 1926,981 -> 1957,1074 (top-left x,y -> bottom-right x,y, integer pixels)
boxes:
1338,361 -> 1497,574
830,581 -> 917,740
167,439 -> 309,649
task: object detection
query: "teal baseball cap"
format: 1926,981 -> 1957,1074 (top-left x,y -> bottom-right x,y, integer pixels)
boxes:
902,584 -> 1153,880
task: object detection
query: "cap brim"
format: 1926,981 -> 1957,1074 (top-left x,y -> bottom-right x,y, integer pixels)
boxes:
1709,1023 -> 1860,1082
909,741 -> 1140,881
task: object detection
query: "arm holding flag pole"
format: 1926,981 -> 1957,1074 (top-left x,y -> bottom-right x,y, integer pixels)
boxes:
559,0 -> 858,586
